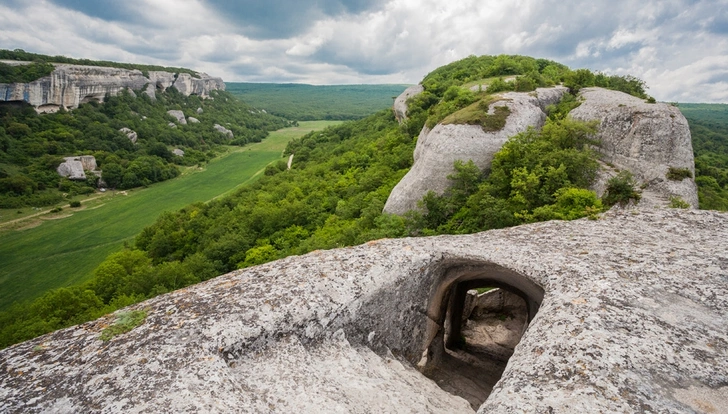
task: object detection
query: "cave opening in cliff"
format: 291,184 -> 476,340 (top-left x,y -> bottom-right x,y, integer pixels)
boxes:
419,263 -> 544,410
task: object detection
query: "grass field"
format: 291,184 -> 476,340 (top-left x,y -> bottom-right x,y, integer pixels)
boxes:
0,120 -> 341,310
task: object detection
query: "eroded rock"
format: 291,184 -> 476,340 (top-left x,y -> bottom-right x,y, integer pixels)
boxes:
393,84 -> 424,122
570,88 -> 698,208
119,127 -> 137,143
214,123 -> 233,139
167,110 -> 187,125
0,208 -> 725,413
384,86 -> 567,214
56,155 -> 97,180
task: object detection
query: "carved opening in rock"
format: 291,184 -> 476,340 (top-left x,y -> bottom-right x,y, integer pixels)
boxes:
419,263 -> 544,410
81,94 -> 103,104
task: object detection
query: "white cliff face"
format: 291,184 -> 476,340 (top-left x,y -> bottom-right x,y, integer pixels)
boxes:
393,84 -> 424,122
569,88 -> 698,208
0,64 -> 225,111
383,86 -> 567,215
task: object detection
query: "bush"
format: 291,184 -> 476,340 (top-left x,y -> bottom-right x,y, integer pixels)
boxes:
49,206 -> 62,213
669,196 -> 690,209
69,200 -> 81,207
602,171 -> 641,206
666,167 -> 693,181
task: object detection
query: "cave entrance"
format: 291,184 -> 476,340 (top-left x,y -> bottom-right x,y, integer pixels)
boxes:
418,264 -> 544,410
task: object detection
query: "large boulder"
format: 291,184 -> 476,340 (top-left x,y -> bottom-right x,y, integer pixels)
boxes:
383,86 -> 567,214
214,123 -> 234,139
570,88 -> 698,208
0,208 -> 725,413
167,110 -> 187,125
56,155 -> 97,180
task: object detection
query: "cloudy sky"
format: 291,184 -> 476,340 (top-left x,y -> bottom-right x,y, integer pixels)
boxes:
1,0 -> 726,102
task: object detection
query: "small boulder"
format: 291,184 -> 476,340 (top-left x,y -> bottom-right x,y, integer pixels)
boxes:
196,107 -> 203,114
168,122 -> 177,129
119,127 -> 137,144
187,117 -> 200,124
214,123 -> 233,139
167,110 -> 187,125
172,149 -> 185,157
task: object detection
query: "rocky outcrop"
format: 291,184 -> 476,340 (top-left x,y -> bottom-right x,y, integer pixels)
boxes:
0,64 -> 225,111
214,123 -> 233,139
167,110 -> 187,125
119,127 -> 137,144
384,86 -> 567,214
1,208 -> 726,413
570,88 -> 698,207
393,84 -> 424,122
56,155 -> 97,180
172,148 -> 184,157
187,116 -> 200,124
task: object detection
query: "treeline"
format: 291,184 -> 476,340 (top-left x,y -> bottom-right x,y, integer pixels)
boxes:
226,83 -> 409,121
0,61 -> 55,83
0,87 -> 290,208
0,49 -> 200,80
679,103 -> 728,210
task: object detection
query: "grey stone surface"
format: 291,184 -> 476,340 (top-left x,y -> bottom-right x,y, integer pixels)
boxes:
172,148 -> 184,157
384,87 -> 567,214
393,84 -> 424,122
167,110 -> 187,125
187,116 -> 200,123
1,207 -> 726,413
214,123 -> 234,139
56,155 -> 97,180
0,65 -> 224,110
570,88 -> 698,208
119,127 -> 137,144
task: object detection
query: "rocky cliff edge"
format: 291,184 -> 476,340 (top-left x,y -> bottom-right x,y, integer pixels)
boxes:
0,63 -> 225,112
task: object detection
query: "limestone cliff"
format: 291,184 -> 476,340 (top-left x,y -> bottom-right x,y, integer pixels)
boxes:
0,63 -> 225,112
0,208 -> 725,413
384,86 -> 698,214
384,86 -> 567,215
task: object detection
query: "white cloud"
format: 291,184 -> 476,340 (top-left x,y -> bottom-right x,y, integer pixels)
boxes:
0,0 -> 727,102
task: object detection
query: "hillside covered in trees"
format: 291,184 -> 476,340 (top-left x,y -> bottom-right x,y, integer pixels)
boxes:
0,84 -> 290,209
0,54 -> 674,348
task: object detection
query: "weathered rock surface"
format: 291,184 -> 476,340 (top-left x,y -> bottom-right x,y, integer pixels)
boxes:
56,155 -> 97,180
187,116 -> 200,124
119,127 -> 137,144
393,84 -> 424,122
167,110 -> 187,125
172,148 -> 184,157
214,123 -> 233,139
1,207 -> 726,413
0,64 -> 225,111
384,86 -> 567,214
570,88 -> 698,208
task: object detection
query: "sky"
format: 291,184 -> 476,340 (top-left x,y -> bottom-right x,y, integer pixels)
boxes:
0,0 -> 727,102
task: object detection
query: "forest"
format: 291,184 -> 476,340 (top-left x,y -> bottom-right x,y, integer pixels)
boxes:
0,54 -> 725,349
226,83 -> 409,121
0,86 -> 290,209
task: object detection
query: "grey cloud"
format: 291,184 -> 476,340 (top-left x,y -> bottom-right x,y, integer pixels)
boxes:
204,0 -> 388,39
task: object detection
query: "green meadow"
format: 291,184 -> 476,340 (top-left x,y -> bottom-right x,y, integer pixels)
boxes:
0,121 -> 341,310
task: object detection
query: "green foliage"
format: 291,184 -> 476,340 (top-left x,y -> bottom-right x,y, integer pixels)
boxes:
0,85 -> 289,206
0,62 -> 55,83
442,100 -> 510,132
602,171 -> 642,206
679,103 -> 728,210
411,118 -> 601,234
0,49 -> 200,79
666,167 -> 693,181
668,196 -> 690,209
69,200 -> 81,207
99,310 -> 147,341
226,83 -> 409,121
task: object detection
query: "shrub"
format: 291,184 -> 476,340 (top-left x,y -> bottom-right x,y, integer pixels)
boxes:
69,200 -> 81,208
603,171 -> 641,206
50,206 -> 62,213
666,167 -> 692,181
669,196 -> 690,209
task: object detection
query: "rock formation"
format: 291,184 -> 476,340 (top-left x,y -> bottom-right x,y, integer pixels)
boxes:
214,123 -> 234,139
393,84 -> 424,122
119,127 -> 137,144
187,116 -> 200,124
570,88 -> 698,207
167,110 -> 187,125
56,155 -> 97,180
384,86 -> 699,214
384,86 -> 567,214
0,63 -> 225,112
1,208 -> 726,413
172,148 -> 184,157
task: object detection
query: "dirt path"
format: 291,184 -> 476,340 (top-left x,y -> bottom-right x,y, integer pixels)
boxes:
0,193 -> 113,229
